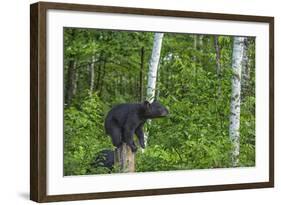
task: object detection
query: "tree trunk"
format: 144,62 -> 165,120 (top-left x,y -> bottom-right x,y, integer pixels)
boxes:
95,53 -> 103,91
193,35 -> 197,51
198,35 -> 205,69
114,143 -> 135,172
65,59 -> 77,106
241,38 -> 250,99
88,56 -> 95,95
192,35 -> 199,85
214,36 -> 222,96
229,36 -> 245,166
146,33 -> 164,102
139,47 -> 145,102
98,58 -> 107,97
115,72 -> 119,98
144,33 -> 164,148
214,36 -> 223,130
198,35 -> 203,50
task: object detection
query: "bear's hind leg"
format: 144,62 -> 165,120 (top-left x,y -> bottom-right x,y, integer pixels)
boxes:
123,128 -> 137,152
135,125 -> 145,149
108,126 -> 122,148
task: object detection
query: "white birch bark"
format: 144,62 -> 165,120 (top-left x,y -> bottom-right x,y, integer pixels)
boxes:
89,56 -> 95,95
229,36 -> 245,166
146,33 -> 164,102
143,33 -> 164,150
241,38 -> 250,97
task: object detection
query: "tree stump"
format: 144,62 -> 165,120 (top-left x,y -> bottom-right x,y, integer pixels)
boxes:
114,143 -> 135,172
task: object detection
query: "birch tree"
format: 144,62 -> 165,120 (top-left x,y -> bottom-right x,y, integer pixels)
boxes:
241,38 -> 250,98
144,33 -> 164,147
229,36 -> 245,166
88,56 -> 95,95
146,33 -> 164,102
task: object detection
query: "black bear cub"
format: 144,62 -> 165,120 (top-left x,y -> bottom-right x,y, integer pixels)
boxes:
91,149 -> 115,172
105,100 -> 169,152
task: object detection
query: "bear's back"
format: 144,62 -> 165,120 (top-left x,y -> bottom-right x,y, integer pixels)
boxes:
105,103 -> 141,130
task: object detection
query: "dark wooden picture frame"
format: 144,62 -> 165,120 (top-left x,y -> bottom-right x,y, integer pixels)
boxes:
30,1 -> 274,202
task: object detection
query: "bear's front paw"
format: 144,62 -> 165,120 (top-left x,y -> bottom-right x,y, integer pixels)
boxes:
130,145 -> 138,152
140,141 -> 145,149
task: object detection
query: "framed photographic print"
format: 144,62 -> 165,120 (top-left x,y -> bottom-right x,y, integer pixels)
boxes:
30,1 -> 274,202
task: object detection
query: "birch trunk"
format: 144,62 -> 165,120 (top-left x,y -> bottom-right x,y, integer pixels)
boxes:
241,38 -> 250,98
88,56 -> 95,95
144,33 -> 164,148
146,33 -> 164,102
229,36 -> 245,166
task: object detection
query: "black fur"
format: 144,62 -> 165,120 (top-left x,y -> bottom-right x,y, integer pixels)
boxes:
105,101 -> 169,152
91,149 -> 115,171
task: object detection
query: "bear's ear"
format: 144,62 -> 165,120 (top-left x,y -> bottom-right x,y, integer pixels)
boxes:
143,100 -> 151,110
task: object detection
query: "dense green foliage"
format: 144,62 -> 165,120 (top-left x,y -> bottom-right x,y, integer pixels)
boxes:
63,28 -> 255,175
